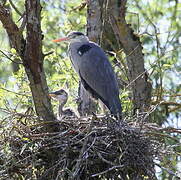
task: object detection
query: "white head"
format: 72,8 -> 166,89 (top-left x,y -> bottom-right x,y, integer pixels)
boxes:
52,31 -> 89,44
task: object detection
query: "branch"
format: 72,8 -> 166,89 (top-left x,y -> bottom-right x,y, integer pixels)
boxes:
0,4 -> 24,56
43,51 -> 54,57
143,124 -> 181,135
70,1 -> 87,12
91,164 -> 124,177
155,163 -> 180,178
152,101 -> 181,106
9,0 -> 23,16
169,106 -> 181,113
0,49 -> 23,64
0,86 -> 30,97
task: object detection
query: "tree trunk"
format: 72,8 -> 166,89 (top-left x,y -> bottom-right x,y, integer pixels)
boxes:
24,0 -> 56,128
0,0 -> 58,132
107,0 -> 152,115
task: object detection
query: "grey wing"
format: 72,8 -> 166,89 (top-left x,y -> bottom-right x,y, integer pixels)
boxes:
79,45 -> 120,110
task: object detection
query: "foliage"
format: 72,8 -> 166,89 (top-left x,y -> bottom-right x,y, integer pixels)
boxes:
127,0 -> 181,124
0,0 -> 180,179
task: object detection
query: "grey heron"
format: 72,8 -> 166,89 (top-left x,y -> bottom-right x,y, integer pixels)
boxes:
53,32 -> 122,119
49,89 -> 76,118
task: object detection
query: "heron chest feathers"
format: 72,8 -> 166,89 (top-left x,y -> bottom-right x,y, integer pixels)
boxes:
77,44 -> 92,56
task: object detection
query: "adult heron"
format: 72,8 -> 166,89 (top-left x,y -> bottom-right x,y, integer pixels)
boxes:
53,32 -> 122,119
49,89 -> 76,118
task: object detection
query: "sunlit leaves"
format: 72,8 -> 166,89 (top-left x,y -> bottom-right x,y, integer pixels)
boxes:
127,0 -> 180,120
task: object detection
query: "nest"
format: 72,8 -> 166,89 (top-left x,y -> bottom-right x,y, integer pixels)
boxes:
1,114 -> 180,180
33,116 -> 156,179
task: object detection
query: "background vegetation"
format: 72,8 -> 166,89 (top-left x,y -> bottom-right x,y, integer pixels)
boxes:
0,0 -> 180,179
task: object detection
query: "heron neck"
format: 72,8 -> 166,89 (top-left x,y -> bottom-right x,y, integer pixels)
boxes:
58,98 -> 67,116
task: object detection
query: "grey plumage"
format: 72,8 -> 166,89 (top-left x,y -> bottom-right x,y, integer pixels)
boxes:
53,32 -> 122,118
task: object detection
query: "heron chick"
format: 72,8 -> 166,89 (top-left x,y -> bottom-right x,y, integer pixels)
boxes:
53,32 -> 122,119
49,89 -> 76,118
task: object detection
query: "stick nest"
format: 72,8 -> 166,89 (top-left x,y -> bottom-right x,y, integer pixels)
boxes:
50,116 -> 156,179
1,114 -> 180,180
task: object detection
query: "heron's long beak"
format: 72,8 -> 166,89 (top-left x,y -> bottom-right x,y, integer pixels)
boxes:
52,37 -> 69,42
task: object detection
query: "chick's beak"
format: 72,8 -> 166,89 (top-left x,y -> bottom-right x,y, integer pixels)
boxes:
52,37 -> 69,42
49,93 -> 56,98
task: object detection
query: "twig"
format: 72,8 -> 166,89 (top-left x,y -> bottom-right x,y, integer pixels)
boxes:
91,164 -> 124,177
9,0 -> 22,16
144,125 -> 181,134
152,101 -> 181,106
97,151 -> 116,166
146,131 -> 179,142
70,1 -> 87,12
0,86 -> 30,97
19,12 -> 26,32
155,163 -> 180,178
43,51 -> 54,57
72,118 -> 94,178
0,49 -> 23,64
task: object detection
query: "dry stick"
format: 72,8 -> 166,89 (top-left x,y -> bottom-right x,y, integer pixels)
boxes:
144,125 -> 181,134
72,118 -> 94,178
169,106 -> 181,113
91,164 -> 124,177
146,131 -> 179,142
96,152 -> 116,166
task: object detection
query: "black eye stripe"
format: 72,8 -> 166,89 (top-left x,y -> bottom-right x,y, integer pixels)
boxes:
53,90 -> 65,95
68,32 -> 84,38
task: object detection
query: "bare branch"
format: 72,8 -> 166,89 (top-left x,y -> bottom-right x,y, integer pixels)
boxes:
152,101 -> 181,106
43,51 -> 54,57
0,49 -> 23,64
9,0 -> 23,16
91,164 -> 124,177
0,86 -> 30,97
